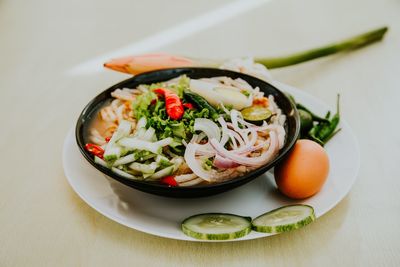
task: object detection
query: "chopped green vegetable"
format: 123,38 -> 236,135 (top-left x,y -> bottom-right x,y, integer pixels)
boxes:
241,90 -> 250,97
135,150 -> 155,161
170,122 -> 186,139
156,155 -> 173,169
168,138 -> 184,155
169,75 -> 190,98
132,87 -> 223,151
132,91 -> 157,119
202,158 -> 213,171
184,91 -> 219,120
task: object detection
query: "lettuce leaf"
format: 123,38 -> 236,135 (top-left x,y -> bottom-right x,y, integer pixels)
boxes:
132,91 -> 157,119
168,75 -> 190,98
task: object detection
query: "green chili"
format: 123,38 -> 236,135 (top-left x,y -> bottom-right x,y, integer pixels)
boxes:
296,103 -> 330,123
317,95 -> 340,141
323,128 -> 342,144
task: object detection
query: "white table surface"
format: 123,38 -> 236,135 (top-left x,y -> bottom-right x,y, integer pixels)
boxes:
1,0 -> 399,266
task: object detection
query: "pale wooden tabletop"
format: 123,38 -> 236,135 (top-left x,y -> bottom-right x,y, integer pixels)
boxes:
1,0 -> 399,266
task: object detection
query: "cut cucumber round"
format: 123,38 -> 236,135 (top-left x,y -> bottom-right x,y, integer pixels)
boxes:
181,213 -> 252,240
252,205 -> 315,233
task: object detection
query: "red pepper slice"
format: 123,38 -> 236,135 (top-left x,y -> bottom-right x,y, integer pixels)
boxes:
85,143 -> 105,159
183,102 -> 194,109
153,88 -> 184,120
160,176 -> 178,187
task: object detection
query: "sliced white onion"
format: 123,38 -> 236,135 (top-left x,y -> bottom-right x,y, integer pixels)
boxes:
228,132 -> 238,149
194,118 -> 221,142
184,143 -> 213,181
182,139 -> 188,147
195,143 -> 216,157
213,154 -> 239,169
174,173 -> 198,183
233,128 -> 260,154
184,143 -> 241,182
189,134 -> 198,144
238,140 -> 269,155
219,104 -> 231,115
217,117 -> 230,146
230,110 -> 242,132
237,116 -> 259,128
210,130 -> 279,167
247,123 -> 286,149
196,132 -> 207,143
227,129 -> 245,148
179,177 -> 205,187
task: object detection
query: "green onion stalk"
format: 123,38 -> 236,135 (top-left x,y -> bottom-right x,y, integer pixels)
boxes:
104,27 -> 388,75
255,26 -> 388,69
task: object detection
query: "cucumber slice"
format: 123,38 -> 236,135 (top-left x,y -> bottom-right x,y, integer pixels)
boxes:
181,213 -> 252,240
171,156 -> 184,171
129,162 -> 158,174
94,156 -> 108,168
135,128 -> 146,139
252,205 -> 315,233
142,127 -> 156,141
136,117 -> 147,130
139,153 -> 156,161
111,167 -> 140,180
112,153 -> 138,166
103,146 -> 122,161
104,120 -> 132,160
145,165 -> 174,180
118,138 -> 161,154
155,155 -> 172,168
118,137 -> 173,154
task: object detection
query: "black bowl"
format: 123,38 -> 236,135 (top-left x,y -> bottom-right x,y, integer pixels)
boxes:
76,68 -> 300,198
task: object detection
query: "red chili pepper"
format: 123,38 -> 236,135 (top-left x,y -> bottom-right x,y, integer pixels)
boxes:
85,143 -> 105,159
105,136 -> 111,142
153,88 -> 184,120
183,102 -> 194,109
160,176 -> 178,187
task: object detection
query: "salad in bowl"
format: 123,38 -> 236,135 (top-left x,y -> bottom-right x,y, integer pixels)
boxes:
76,68 -> 299,197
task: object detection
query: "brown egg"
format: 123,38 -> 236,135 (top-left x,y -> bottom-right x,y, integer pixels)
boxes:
274,139 -> 330,199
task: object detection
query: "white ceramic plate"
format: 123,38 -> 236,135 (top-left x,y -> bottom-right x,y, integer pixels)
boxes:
62,82 -> 360,242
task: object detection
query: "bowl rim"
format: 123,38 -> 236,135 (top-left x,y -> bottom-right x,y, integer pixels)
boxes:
75,67 -> 300,193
